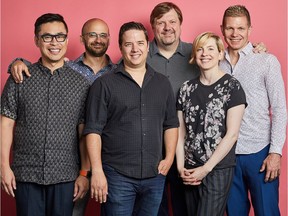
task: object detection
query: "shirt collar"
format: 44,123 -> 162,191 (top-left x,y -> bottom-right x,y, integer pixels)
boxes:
114,61 -> 155,78
37,58 -> 69,76
74,53 -> 114,67
224,42 -> 254,58
149,39 -> 186,58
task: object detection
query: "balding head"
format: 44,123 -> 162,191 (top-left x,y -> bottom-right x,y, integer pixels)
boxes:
81,18 -> 109,36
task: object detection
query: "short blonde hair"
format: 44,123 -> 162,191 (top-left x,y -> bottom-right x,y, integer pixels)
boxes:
190,32 -> 225,64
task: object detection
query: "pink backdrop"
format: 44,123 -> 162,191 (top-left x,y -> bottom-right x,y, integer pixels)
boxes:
1,0 -> 287,215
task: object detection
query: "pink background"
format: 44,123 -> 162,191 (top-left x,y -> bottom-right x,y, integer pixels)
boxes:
1,0 -> 287,215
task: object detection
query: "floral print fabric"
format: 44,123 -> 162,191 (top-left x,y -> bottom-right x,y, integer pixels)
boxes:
177,74 -> 246,169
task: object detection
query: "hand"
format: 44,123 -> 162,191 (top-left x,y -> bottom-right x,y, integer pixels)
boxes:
180,166 -> 210,185
1,166 -> 16,197
11,60 -> 31,83
179,168 -> 201,185
90,170 -> 108,203
158,159 -> 173,176
73,175 -> 89,201
260,153 -> 281,182
252,42 -> 267,53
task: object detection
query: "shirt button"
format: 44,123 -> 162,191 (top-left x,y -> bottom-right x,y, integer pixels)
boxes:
143,133 -> 146,136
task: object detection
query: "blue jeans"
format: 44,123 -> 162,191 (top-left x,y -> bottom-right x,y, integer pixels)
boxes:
227,145 -> 280,216
102,164 -> 166,216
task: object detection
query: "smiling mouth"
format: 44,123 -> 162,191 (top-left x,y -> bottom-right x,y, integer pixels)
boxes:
49,48 -> 61,54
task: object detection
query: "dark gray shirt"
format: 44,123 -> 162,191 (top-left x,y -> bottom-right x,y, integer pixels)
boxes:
1,60 -> 90,185
83,63 -> 179,179
147,39 -> 200,96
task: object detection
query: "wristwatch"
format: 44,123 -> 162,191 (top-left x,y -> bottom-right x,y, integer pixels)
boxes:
79,170 -> 91,178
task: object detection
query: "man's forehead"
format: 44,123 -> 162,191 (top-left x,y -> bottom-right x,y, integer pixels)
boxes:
39,22 -> 67,33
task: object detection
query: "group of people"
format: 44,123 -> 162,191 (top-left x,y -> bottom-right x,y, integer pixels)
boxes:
1,2 -> 286,216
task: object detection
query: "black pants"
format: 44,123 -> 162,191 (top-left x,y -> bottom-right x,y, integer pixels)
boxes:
15,181 -> 75,216
185,167 -> 234,216
158,160 -> 188,216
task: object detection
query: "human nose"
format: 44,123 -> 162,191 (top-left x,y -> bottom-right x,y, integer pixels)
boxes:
163,22 -> 171,30
131,44 -> 138,52
201,49 -> 208,56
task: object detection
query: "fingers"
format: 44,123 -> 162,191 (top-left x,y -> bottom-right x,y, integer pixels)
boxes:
158,164 -> 168,175
11,64 -> 31,83
91,188 -> 108,203
264,169 -> 280,182
2,181 -> 16,197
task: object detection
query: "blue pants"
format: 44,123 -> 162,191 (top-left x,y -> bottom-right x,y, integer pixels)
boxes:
101,164 -> 166,216
15,181 -> 75,216
226,145 -> 280,216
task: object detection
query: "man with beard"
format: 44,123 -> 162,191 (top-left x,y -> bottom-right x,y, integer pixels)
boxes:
7,18 -> 115,216
8,18 -> 115,85
147,2 -> 268,216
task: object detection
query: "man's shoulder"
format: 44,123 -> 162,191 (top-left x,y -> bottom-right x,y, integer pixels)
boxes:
249,52 -> 280,66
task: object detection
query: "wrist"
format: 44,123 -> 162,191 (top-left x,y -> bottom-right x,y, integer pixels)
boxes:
79,170 -> 91,178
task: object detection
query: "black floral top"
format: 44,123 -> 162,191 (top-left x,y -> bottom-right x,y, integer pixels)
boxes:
177,74 -> 246,169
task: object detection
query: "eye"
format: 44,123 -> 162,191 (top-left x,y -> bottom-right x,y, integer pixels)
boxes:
124,43 -> 132,47
43,35 -> 52,40
99,33 -> 108,39
56,34 -> 66,40
88,32 -> 97,38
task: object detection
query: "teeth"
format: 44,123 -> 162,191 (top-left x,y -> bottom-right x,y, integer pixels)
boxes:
49,48 -> 60,54
201,59 -> 210,62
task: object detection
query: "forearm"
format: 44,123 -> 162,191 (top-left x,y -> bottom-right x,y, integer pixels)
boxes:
1,116 -> 15,168
204,105 -> 245,171
204,135 -> 237,172
78,124 -> 90,170
86,133 -> 103,173
164,128 -> 178,162
175,111 -> 186,172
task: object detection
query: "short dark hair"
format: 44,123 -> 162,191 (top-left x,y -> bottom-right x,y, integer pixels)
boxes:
150,2 -> 183,27
34,13 -> 68,36
118,22 -> 149,46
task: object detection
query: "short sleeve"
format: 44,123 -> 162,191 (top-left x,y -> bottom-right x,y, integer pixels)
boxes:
1,76 -> 19,120
227,77 -> 247,109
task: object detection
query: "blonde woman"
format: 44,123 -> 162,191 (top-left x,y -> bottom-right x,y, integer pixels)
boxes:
176,32 -> 246,216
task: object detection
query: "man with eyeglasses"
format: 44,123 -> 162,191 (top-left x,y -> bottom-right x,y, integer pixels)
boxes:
9,18 -> 115,85
1,13 -> 90,216
6,18 -> 115,216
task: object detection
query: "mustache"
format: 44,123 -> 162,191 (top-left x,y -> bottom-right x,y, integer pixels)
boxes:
91,42 -> 105,46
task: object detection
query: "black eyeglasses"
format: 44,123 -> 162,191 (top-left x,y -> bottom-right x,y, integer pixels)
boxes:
82,32 -> 109,40
39,34 -> 67,43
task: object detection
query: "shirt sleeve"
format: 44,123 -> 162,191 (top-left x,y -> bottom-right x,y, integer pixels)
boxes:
82,78 -> 108,135
163,79 -> 179,130
227,77 -> 247,109
1,76 -> 18,120
265,55 -> 287,154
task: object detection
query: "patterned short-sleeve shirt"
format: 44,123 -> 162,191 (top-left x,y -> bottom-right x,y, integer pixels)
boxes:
1,61 -> 90,185
177,74 -> 246,169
